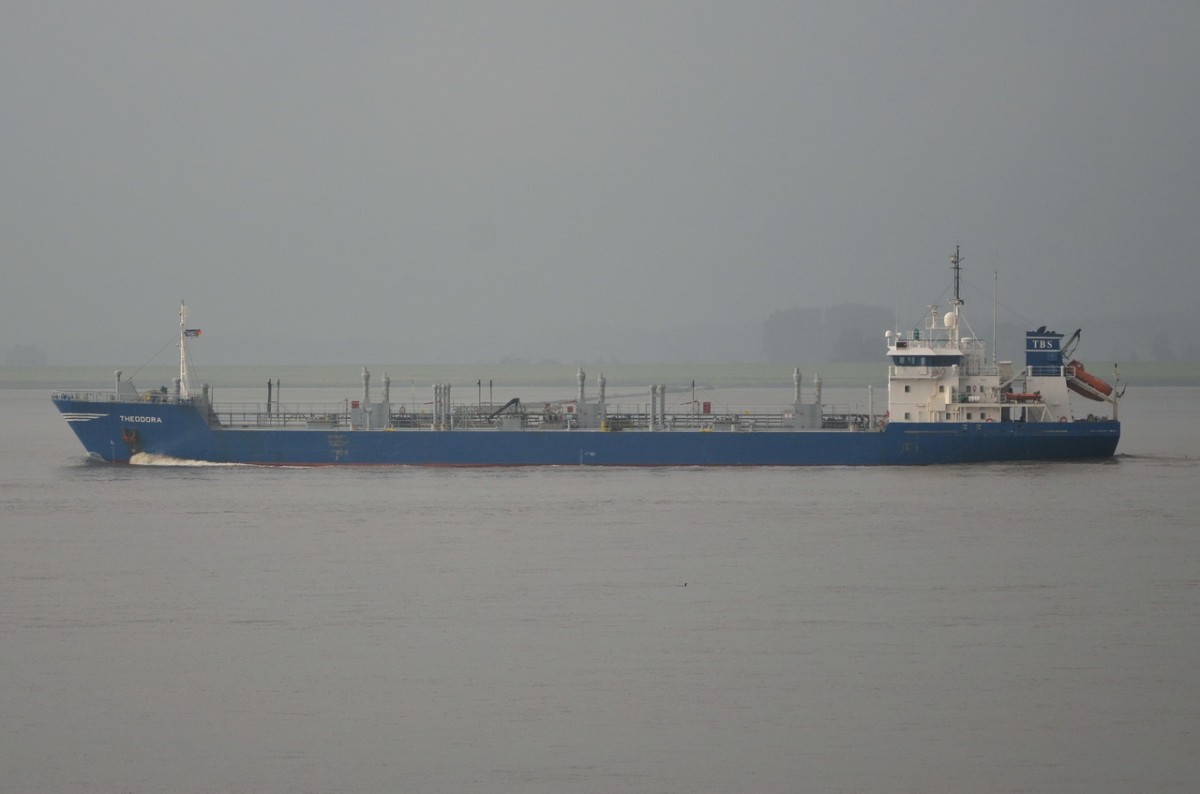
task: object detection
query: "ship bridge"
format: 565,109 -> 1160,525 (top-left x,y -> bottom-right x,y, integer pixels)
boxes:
884,286 -> 1002,421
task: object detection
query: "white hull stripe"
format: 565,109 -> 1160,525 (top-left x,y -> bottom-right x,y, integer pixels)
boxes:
62,413 -> 108,422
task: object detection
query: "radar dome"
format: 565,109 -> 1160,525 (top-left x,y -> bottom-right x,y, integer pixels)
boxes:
943,311 -> 958,328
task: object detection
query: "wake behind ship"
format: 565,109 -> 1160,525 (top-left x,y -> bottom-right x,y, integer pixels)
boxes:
53,249 -> 1122,466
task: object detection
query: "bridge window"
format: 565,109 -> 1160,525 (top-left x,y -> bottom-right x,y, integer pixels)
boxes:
890,354 -> 961,367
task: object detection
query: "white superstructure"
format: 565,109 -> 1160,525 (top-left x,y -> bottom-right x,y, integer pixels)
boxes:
884,247 -> 1120,425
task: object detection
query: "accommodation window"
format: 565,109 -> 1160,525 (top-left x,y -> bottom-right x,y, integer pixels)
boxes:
967,412 -> 973,420
939,385 -> 945,393
904,385 -> 910,393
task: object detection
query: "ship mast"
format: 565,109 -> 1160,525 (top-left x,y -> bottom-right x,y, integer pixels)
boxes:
179,301 -> 192,398
993,268 -> 998,364
946,244 -> 965,342
950,244 -> 964,307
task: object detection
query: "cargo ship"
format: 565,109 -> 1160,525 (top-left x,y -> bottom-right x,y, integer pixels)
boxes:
53,249 -> 1122,466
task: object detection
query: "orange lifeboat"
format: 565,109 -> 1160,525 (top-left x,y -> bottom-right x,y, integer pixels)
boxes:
1066,359 -> 1114,402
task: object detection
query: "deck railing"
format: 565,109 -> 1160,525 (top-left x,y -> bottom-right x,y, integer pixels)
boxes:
58,391 -> 869,432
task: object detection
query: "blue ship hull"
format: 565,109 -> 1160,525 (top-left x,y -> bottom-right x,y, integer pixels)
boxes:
53,396 -> 1120,466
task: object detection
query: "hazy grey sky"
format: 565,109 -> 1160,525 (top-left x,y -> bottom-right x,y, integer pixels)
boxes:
3,1 -> 1197,365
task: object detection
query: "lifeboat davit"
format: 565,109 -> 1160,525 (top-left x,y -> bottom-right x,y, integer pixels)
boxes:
1066,359 -> 1114,402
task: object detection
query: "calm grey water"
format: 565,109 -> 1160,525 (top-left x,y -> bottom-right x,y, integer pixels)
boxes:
3,386 -> 1198,793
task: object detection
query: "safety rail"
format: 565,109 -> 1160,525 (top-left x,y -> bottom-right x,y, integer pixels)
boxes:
210,402 -> 350,428
59,391 -> 866,432
53,390 -> 196,405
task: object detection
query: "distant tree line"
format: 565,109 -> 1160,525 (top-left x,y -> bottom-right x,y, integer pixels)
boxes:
761,304 -> 895,362
763,306 -> 1200,365
762,306 -> 1051,365
4,344 -> 47,367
